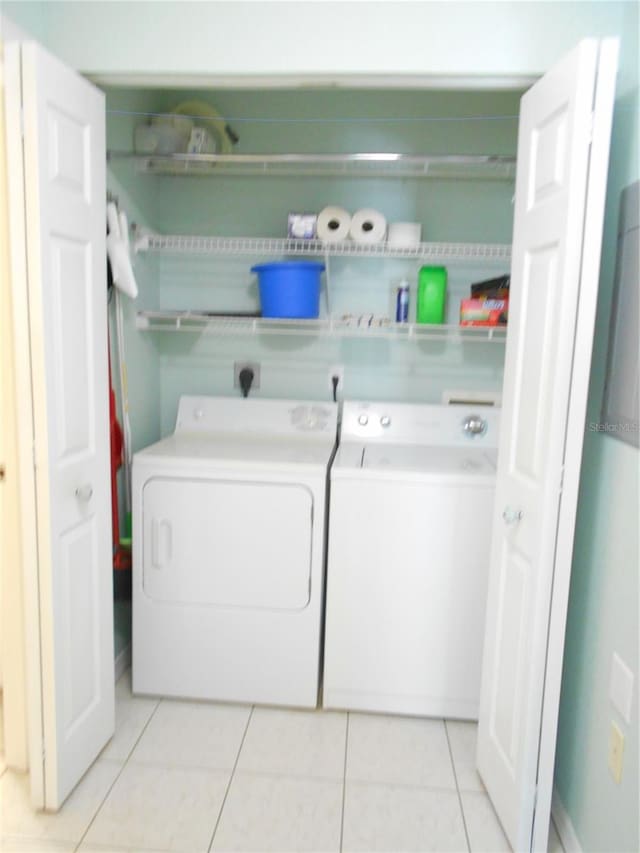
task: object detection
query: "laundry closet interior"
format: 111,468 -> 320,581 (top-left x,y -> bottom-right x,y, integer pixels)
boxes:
106,81 -> 518,686
104,82 -> 520,674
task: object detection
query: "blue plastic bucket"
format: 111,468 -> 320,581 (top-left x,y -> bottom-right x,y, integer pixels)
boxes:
251,261 -> 324,319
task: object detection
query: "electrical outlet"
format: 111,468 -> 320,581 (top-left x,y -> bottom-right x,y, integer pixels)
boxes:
234,361 -> 260,390
328,365 -> 344,392
608,721 -> 625,784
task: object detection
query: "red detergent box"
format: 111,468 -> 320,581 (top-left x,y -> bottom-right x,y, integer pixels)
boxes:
460,297 -> 509,326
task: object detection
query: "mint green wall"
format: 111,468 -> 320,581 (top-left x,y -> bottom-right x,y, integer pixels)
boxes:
106,88 -> 166,453
554,4 -> 639,850
1,2 -> 49,42
2,1 -> 629,82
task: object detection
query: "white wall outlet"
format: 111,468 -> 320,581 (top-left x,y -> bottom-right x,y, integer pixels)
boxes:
608,721 -> 625,784
609,652 -> 634,724
233,361 -> 260,390
328,365 -> 344,392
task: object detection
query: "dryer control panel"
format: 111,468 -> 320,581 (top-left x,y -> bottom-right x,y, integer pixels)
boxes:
175,395 -> 338,438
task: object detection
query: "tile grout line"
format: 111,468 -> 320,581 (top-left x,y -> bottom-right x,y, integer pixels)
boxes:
72,689 -> 164,852
206,704 -> 255,853
444,719 -> 472,853
338,712 -> 350,853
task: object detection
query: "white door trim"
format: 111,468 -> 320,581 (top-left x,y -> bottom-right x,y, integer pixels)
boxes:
0,47 -> 29,772
551,788 -> 584,853
3,40 -> 45,807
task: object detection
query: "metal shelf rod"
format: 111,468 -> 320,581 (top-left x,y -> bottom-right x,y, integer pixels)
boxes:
108,151 -> 516,181
109,151 -> 515,166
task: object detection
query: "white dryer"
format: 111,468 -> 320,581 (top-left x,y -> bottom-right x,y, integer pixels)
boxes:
323,401 -> 500,720
132,395 -> 337,708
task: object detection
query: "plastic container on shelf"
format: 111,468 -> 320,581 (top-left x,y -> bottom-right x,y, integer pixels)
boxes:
416,266 -> 447,324
251,261 -> 324,319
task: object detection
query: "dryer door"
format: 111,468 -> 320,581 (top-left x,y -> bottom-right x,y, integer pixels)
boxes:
142,477 -> 313,610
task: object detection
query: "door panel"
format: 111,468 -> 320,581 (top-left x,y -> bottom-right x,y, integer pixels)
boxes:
492,542 -> 530,765
10,41 -> 113,809
52,238 -> 94,458
511,248 -> 559,484
60,519 -> 99,731
477,39 -> 618,851
528,107 -> 568,206
47,106 -> 91,196
142,478 -> 313,610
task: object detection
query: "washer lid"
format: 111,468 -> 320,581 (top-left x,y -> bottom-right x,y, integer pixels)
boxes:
362,444 -> 498,475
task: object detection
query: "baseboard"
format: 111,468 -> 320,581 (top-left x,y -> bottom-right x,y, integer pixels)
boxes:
552,787 -> 583,853
114,644 -> 131,683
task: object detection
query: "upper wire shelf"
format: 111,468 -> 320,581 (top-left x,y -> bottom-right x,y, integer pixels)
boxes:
107,151 -> 517,181
134,233 -> 512,264
136,311 -> 508,342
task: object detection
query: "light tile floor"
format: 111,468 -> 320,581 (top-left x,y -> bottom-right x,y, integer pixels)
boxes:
0,672 -> 566,852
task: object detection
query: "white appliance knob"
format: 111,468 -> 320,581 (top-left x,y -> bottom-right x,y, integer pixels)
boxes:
194,408 -> 204,420
358,414 -> 369,426
380,415 -> 391,427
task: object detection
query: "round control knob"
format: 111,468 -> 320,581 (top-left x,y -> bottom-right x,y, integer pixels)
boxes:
462,414 -> 487,437
380,415 -> 391,427
358,414 -> 369,426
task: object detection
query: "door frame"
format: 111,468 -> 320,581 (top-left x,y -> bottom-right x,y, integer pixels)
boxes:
3,40 -> 46,806
0,43 -> 29,772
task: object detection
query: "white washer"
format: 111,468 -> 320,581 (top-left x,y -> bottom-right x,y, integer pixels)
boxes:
323,401 -> 500,719
133,395 -> 337,708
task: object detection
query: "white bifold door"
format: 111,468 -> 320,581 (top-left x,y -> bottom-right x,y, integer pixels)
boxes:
476,39 -> 618,851
4,41 -> 114,810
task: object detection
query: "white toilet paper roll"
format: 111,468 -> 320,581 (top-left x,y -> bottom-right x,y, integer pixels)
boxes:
387,221 -> 422,248
317,206 -> 352,242
350,208 -> 387,244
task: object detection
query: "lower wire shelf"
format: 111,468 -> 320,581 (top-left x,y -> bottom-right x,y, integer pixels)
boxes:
136,310 -> 508,342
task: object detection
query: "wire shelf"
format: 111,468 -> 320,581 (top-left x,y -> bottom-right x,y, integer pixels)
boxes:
134,233 -> 512,264
108,151 -> 517,181
136,311 -> 508,342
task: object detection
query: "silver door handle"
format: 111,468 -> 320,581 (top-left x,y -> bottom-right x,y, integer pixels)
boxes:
75,484 -> 93,502
503,507 -> 523,525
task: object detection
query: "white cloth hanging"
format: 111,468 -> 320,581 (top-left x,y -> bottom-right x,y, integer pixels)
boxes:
107,201 -> 138,298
